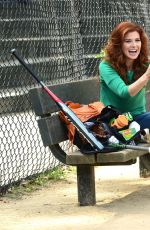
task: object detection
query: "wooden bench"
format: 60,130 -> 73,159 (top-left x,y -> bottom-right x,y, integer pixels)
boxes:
29,77 -> 149,206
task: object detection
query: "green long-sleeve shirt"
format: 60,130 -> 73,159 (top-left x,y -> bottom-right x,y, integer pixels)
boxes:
99,61 -> 146,116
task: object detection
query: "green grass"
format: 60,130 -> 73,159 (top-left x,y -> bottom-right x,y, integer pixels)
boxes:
5,166 -> 74,199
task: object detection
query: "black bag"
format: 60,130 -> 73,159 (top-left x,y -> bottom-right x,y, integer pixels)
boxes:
73,105 -> 141,154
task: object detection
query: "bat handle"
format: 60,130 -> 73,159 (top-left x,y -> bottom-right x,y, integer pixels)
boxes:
11,49 -> 41,85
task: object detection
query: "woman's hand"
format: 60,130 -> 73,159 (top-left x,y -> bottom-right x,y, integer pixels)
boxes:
128,67 -> 150,96
144,65 -> 150,80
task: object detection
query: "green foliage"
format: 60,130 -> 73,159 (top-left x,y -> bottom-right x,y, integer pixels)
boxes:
95,49 -> 105,59
5,166 -> 71,199
33,166 -> 67,184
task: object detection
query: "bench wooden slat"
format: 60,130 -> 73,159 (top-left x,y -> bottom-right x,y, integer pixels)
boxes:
66,150 -> 96,165
66,145 -> 149,166
38,115 -> 68,146
97,143 -> 149,163
66,150 -> 136,165
29,77 -> 100,116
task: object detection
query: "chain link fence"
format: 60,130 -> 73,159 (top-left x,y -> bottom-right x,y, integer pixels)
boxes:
1,0 -> 150,193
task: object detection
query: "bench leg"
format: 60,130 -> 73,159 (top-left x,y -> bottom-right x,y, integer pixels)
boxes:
76,165 -> 96,206
139,155 -> 150,177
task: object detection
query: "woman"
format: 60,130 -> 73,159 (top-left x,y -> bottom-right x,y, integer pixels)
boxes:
99,21 -> 150,129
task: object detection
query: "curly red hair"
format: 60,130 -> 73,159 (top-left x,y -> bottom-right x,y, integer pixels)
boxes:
103,21 -> 149,83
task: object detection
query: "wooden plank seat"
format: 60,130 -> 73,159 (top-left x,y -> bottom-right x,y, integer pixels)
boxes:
29,77 -> 149,206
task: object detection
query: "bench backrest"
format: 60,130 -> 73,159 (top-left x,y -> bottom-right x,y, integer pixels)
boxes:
29,77 -> 150,147
29,77 -> 100,146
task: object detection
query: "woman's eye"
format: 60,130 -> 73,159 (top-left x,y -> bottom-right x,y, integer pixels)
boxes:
124,39 -> 131,42
124,39 -> 141,43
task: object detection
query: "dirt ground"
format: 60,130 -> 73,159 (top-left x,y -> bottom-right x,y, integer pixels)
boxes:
0,166 -> 150,230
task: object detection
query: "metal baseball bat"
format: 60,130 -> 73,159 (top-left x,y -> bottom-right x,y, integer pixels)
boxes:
10,49 -> 104,151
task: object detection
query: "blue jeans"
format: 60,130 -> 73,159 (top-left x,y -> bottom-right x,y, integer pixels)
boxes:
133,112 -> 150,129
